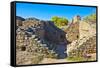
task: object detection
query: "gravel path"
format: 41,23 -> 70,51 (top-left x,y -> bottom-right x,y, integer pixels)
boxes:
39,58 -> 71,64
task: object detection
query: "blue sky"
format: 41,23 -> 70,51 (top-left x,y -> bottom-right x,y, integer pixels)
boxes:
16,3 -> 96,21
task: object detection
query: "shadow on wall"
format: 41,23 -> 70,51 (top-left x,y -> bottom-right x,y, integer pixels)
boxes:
43,21 -> 68,59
